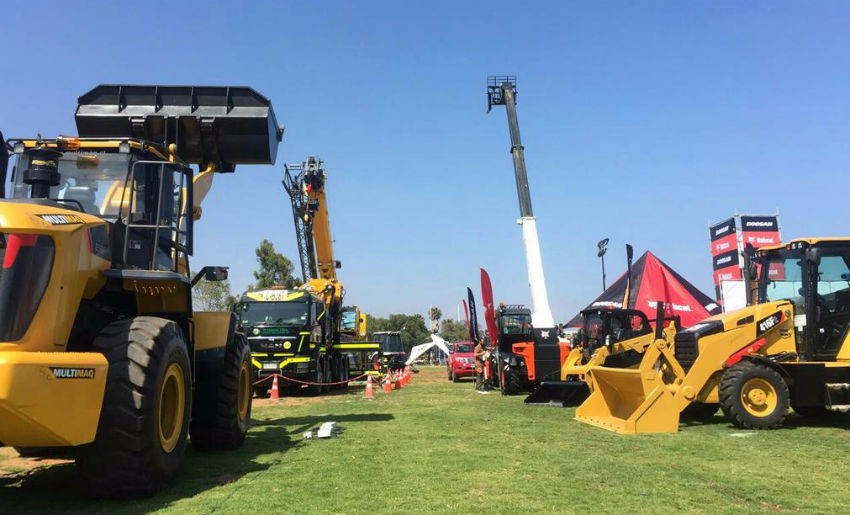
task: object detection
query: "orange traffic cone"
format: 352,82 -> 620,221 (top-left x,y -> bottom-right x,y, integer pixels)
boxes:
365,375 -> 375,400
270,375 -> 280,400
383,374 -> 393,394
403,367 -> 411,385
394,370 -> 401,390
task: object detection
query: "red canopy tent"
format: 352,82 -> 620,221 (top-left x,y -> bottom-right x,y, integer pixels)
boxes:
567,251 -> 721,328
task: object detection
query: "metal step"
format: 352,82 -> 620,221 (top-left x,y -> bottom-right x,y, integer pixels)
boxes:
825,383 -> 850,411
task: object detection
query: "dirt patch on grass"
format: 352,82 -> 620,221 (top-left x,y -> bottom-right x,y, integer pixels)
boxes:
0,447 -> 71,476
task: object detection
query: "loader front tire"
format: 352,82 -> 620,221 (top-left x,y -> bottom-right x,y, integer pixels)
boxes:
76,317 -> 191,498
720,361 -> 789,430
190,333 -> 252,451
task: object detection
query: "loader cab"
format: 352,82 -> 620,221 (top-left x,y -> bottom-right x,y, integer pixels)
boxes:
578,308 -> 652,351
496,305 -> 533,353
758,240 -> 850,360
9,140 -> 193,273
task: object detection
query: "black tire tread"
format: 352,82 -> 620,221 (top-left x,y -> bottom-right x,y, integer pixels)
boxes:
719,361 -> 789,430
190,334 -> 252,451
76,316 -> 190,498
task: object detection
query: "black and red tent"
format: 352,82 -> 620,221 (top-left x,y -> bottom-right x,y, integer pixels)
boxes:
566,251 -> 721,328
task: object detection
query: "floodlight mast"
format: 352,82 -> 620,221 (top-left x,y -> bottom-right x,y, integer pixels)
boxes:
487,76 -> 554,329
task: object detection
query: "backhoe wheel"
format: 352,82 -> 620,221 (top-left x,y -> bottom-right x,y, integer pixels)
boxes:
190,333 -> 252,451
719,361 -> 789,430
76,317 -> 191,498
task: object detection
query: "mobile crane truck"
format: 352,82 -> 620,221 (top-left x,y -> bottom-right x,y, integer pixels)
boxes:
0,84 -> 282,496
238,157 -> 378,395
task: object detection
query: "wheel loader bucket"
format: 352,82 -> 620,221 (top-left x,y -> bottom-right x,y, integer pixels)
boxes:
523,380 -> 589,407
75,84 -> 283,168
574,366 -> 681,434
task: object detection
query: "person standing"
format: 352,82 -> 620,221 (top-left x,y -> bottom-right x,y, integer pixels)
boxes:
473,337 -> 488,392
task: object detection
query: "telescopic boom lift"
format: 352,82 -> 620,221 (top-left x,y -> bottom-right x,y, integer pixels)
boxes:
487,76 -> 566,386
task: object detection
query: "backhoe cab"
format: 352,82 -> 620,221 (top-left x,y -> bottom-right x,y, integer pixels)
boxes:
577,238 -> 850,434
0,84 -> 282,496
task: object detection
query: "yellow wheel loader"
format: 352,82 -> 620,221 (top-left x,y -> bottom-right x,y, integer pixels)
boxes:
576,238 -> 850,434
0,85 -> 282,496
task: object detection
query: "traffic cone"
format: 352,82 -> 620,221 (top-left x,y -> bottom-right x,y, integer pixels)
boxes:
383,374 -> 393,394
394,370 -> 401,390
270,375 -> 280,400
364,375 -> 375,400
404,367 -> 411,385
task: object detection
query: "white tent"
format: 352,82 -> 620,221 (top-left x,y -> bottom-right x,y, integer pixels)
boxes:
405,334 -> 452,365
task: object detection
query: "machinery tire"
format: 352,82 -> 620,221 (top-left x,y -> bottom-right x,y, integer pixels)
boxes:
719,361 -> 789,430
447,367 -> 452,381
681,402 -> 719,421
341,362 -> 350,389
190,334 -> 252,451
307,362 -> 323,396
76,317 -> 191,498
451,371 -> 459,383
502,365 -> 523,396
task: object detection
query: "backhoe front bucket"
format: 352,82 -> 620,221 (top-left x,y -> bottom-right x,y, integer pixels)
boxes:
524,380 -> 589,407
575,366 -> 681,434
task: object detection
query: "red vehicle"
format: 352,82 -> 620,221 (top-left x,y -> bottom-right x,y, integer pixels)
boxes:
447,341 -> 476,382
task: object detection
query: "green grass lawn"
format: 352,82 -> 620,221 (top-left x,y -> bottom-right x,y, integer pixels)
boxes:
1,366 -> 849,514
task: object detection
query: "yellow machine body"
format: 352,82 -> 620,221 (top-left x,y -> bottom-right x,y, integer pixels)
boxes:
576,301 -> 794,433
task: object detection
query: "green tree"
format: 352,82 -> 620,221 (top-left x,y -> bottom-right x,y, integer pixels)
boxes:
193,279 -> 237,311
252,239 -> 298,289
439,319 -> 470,343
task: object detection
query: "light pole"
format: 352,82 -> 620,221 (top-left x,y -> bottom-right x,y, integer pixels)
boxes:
598,238 -> 609,291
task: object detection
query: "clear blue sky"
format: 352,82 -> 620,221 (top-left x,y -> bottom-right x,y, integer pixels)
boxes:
2,1 -> 848,321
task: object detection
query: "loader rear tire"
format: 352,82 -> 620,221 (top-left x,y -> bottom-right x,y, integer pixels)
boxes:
76,317 -> 191,498
190,334 -> 252,451
720,361 -> 789,430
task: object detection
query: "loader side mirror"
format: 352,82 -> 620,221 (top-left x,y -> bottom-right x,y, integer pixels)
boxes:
192,265 -> 229,286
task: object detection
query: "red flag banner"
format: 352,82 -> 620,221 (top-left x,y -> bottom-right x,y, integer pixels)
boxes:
480,268 -> 499,346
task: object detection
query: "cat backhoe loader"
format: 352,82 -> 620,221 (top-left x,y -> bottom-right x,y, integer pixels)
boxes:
0,84 -> 283,496
577,238 -> 850,434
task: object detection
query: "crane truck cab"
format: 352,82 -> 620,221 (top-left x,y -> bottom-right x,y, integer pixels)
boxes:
235,288 -> 328,396
0,84 -> 282,496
